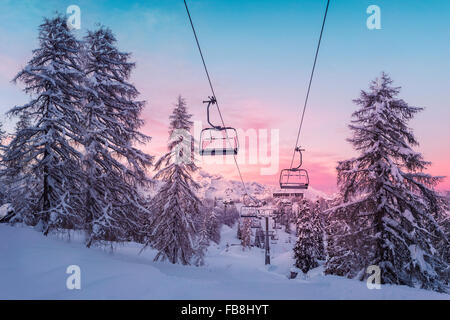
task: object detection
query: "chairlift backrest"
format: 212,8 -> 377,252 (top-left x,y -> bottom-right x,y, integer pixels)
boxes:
279,147 -> 309,189
199,96 -> 239,156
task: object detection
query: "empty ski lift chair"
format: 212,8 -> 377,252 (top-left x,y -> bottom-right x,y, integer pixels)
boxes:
240,205 -> 259,218
279,147 -> 309,190
199,96 -> 239,156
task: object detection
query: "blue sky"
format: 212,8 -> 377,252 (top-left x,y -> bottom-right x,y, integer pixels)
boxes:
1,0 -> 449,192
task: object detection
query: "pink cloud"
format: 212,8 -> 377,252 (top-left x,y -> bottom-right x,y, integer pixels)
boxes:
0,54 -> 23,82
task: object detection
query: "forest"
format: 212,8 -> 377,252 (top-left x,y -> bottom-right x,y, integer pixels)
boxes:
0,14 -> 448,295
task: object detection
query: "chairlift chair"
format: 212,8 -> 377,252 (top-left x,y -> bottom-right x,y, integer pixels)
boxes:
240,205 -> 260,218
279,147 -> 309,189
199,96 -> 239,156
273,190 -> 304,198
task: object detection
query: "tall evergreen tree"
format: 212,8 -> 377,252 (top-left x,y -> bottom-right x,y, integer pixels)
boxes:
0,121 -> 5,149
143,96 -> 201,265
294,200 -> 319,274
237,219 -> 242,240
325,73 -> 448,292
0,121 -> 6,205
15,111 -> 32,132
82,27 -> 153,247
203,205 -> 221,244
221,200 -> 239,228
240,217 -> 252,250
1,15 -> 86,234
194,212 -> 211,266
1,112 -> 33,214
312,200 -> 326,260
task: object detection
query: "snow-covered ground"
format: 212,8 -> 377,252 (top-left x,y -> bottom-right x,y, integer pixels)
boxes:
0,224 -> 447,300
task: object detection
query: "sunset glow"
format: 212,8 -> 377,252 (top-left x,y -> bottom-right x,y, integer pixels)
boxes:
1,0 -> 449,194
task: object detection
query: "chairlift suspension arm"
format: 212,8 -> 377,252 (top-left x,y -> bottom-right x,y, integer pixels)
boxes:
203,96 -> 220,129
293,147 -> 304,170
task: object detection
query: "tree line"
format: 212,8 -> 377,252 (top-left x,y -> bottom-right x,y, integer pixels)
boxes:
252,73 -> 448,292
0,14 -> 448,293
0,15 -> 236,265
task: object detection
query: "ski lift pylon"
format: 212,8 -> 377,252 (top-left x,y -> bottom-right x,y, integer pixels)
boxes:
279,147 -> 309,189
199,96 -> 239,156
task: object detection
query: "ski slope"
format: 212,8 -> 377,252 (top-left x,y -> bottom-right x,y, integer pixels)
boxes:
0,224 -> 447,300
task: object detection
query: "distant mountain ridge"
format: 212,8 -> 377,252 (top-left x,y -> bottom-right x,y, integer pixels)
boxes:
147,170 -> 331,202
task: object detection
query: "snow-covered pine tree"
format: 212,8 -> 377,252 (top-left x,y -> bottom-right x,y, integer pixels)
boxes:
197,197 -> 221,244
438,209 -> 450,284
15,112 -> 32,132
1,15 -> 86,234
240,217 -> 252,250
194,212 -> 211,266
237,219 -> 242,240
312,200 -> 326,260
221,199 -> 239,227
1,112 -> 35,222
143,96 -> 201,265
82,27 -> 153,247
276,199 -> 293,234
220,189 -> 239,228
207,206 -> 221,244
293,200 -> 319,274
0,121 -> 6,205
1,112 -> 33,219
0,121 -> 5,149
325,73 -> 448,292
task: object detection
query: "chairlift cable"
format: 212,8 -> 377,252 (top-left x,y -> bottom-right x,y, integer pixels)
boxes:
183,0 -> 251,198
289,0 -> 330,170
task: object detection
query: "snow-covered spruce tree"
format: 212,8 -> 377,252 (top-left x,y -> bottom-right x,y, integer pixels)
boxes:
204,205 -> 221,244
1,112 -> 33,220
81,27 -> 153,247
438,209 -> 450,283
293,200 -> 319,274
312,200 -> 326,260
1,15 -> 86,234
15,111 -> 32,132
0,122 -> 7,205
237,219 -> 242,240
0,121 -> 5,148
276,199 -> 293,234
220,200 -> 239,227
197,197 -> 221,244
143,96 -> 201,265
240,218 -> 252,250
325,73 -> 448,292
0,121 -> 6,205
1,113 -> 35,223
219,190 -> 239,228
194,212 -> 211,266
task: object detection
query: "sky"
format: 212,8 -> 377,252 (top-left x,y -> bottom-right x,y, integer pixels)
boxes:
0,0 -> 449,194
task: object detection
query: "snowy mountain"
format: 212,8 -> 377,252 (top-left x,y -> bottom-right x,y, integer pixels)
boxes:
196,170 -> 331,201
